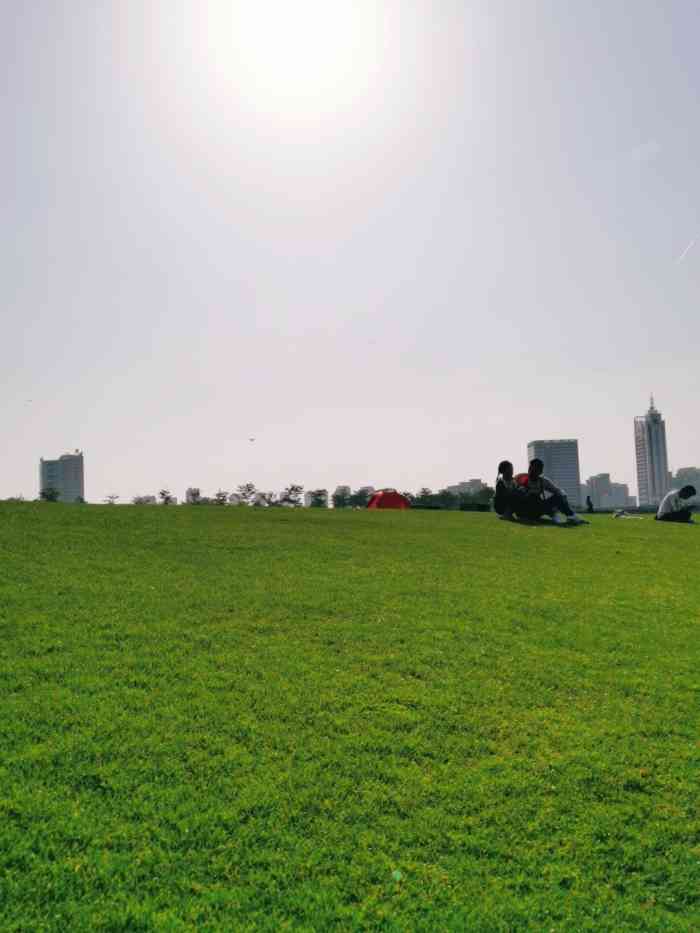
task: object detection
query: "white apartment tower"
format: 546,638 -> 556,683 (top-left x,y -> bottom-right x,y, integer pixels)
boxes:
527,439 -> 582,503
634,397 -> 670,506
39,450 -> 85,502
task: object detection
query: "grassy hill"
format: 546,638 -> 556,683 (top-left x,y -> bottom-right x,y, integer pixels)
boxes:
1,503 -> 698,931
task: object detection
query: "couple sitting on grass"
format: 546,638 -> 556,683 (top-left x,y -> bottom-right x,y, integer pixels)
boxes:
494,459 -> 588,526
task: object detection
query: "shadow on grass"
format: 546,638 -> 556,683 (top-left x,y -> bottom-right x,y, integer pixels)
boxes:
498,516 -> 586,529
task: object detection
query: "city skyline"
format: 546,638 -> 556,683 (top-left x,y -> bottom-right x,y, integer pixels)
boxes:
3,3 -> 700,503
26,399 -> 695,505
20,394 -> 696,504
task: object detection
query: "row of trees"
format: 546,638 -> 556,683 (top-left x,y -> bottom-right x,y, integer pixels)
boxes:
183,484 -> 310,507
407,486 -> 495,510
38,488 -> 84,503
331,486 -> 495,510
34,484 -> 494,510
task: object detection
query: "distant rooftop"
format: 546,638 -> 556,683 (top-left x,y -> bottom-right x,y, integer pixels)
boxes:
527,439 -> 579,445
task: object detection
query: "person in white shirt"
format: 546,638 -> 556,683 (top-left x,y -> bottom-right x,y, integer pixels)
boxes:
656,486 -> 696,523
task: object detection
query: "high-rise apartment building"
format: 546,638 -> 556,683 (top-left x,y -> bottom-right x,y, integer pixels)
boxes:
527,439 -> 582,503
634,398 -> 670,506
39,451 -> 85,502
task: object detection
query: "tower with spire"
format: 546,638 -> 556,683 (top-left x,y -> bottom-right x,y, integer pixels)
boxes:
634,397 -> 670,506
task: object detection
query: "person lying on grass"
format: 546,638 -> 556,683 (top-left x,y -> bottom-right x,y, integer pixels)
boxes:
515,458 -> 588,526
655,485 -> 696,523
494,460 -> 527,521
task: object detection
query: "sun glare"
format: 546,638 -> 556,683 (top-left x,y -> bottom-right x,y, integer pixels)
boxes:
204,1 -> 383,119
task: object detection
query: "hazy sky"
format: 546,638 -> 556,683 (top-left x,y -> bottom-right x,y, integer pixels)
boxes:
3,1 -> 699,501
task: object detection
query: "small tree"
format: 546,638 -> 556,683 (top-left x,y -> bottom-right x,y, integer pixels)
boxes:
414,487 -> 433,509
159,489 -> 174,506
133,495 -> 156,505
214,489 -> 229,506
434,489 -> 458,510
186,487 -> 202,505
236,483 -> 257,506
349,487 -> 372,508
309,489 -> 328,508
104,495 -> 119,505
280,484 -> 303,507
471,484 -> 495,506
40,487 -> 60,502
332,489 -> 350,509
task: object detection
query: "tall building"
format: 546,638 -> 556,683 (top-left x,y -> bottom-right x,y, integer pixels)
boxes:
527,439 -> 582,503
634,397 -> 670,506
39,450 -> 85,502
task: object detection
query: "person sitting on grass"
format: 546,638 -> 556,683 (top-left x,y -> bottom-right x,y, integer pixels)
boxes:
494,460 -> 526,520
655,485 -> 696,523
517,458 -> 588,526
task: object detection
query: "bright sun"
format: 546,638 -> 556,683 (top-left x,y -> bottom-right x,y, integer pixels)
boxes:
203,1 -> 383,119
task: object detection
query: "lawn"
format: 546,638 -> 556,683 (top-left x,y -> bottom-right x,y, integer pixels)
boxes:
0,503 -> 698,931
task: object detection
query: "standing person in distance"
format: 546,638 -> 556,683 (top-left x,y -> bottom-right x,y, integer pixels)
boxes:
655,485 -> 696,523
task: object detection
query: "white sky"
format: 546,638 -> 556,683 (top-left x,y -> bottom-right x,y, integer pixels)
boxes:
2,1 -> 699,501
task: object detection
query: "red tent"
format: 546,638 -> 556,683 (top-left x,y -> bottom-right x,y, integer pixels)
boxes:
367,489 -> 411,510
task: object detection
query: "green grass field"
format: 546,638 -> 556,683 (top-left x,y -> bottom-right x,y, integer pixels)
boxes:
1,504 -> 698,931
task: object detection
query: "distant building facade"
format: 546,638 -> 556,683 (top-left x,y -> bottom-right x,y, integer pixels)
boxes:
527,439 -> 581,503
39,451 -> 84,502
586,473 -> 612,509
446,479 -> 486,497
673,467 -> 700,490
634,397 -> 670,506
585,473 -> 635,509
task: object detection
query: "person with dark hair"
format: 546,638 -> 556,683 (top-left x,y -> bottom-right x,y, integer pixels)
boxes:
656,485 -> 696,523
518,458 -> 588,525
494,460 -> 525,520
